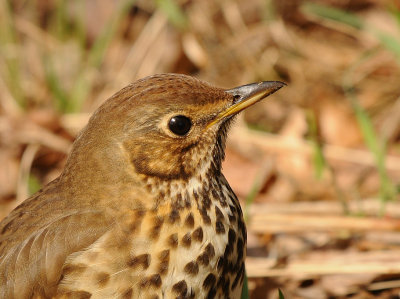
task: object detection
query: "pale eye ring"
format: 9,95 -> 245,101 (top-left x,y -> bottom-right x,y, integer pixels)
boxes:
168,115 -> 192,136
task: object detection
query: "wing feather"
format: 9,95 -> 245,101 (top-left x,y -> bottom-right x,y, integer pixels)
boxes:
0,205 -> 112,298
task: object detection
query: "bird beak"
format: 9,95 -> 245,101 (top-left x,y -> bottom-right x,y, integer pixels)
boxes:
207,81 -> 286,128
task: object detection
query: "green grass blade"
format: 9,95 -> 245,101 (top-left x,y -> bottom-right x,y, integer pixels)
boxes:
307,110 -> 326,179
346,90 -> 396,205
54,0 -> 68,40
302,2 -> 400,63
88,0 -> 136,68
43,56 -> 70,112
74,0 -> 88,49
0,0 -> 24,106
66,0 -> 136,112
28,174 -> 42,196
368,28 -> 400,59
301,2 -> 364,29
154,0 -> 188,29
343,51 -> 397,208
240,272 -> 249,299
244,171 -> 266,223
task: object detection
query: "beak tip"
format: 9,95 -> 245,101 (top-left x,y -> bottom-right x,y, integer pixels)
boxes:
226,80 -> 287,100
262,80 -> 287,91
209,80 -> 286,128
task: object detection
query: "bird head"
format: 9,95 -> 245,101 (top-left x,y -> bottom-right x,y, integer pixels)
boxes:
61,74 -> 285,194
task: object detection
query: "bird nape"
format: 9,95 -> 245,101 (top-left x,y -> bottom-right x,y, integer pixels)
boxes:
0,73 -> 285,299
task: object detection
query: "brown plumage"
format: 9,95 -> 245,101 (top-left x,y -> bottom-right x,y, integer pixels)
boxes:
0,74 -> 285,299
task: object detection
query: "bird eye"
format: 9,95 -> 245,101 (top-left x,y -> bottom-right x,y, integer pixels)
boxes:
168,115 -> 192,136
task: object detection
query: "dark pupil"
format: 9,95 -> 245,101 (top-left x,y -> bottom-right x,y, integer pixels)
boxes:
168,115 -> 192,136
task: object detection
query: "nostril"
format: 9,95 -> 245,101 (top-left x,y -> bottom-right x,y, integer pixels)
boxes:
233,94 -> 241,102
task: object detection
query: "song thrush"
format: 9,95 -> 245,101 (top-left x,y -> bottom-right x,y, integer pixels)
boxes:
0,74 -> 285,299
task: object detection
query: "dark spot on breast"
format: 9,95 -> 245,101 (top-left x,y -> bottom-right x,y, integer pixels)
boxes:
184,213 -> 195,228
217,257 -> 224,270
197,252 -> 209,266
202,195 -> 211,210
95,272 -> 110,287
240,266 -> 245,284
122,287 -> 133,299
176,193 -> 182,202
228,214 -> 236,223
201,186 -> 210,202
207,288 -> 216,299
171,201 -> 184,212
145,183 -> 152,192
197,242 -> 214,266
237,238 -> 244,261
224,241 -> 234,257
184,198 -> 191,209
184,261 -> 199,275
192,227 -> 203,242
183,190 -> 191,209
150,274 -> 162,288
150,295 -> 159,299
228,229 -> 236,244
211,190 -> 219,201
175,193 -> 189,210
172,280 -> 188,295
215,221 -> 225,234
157,249 -> 170,275
165,188 -> 171,198
238,219 -> 247,239
217,189 -> 229,207
159,249 -> 169,260
150,216 -> 164,239
140,274 -> 162,288
158,190 -> 165,200
193,190 -> 199,202
127,253 -> 151,269
215,206 -> 224,221
181,232 -> 191,248
199,208 -> 211,225
135,209 -> 146,218
203,273 -> 216,289
167,233 -> 178,248
168,209 -> 180,224
229,192 -> 237,202
205,243 -> 215,258
129,210 -> 146,232
217,276 -> 230,294
229,204 -> 237,215
232,263 -> 245,290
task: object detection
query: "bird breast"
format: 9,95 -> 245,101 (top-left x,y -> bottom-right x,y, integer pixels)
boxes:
57,174 -> 246,299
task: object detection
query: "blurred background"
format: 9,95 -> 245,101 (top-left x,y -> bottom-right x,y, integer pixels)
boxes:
1,0 -> 400,298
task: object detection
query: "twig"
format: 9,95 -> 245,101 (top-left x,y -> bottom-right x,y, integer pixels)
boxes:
15,123 -> 72,154
16,144 -> 40,203
92,11 -> 168,109
246,250 -> 400,277
249,213 -> 400,233
249,199 -> 400,217
229,126 -> 400,171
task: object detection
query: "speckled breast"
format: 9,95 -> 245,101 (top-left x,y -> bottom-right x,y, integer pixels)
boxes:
58,175 -> 246,299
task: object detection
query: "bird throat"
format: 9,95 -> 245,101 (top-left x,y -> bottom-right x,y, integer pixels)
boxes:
112,122 -> 246,297
59,140 -> 246,298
